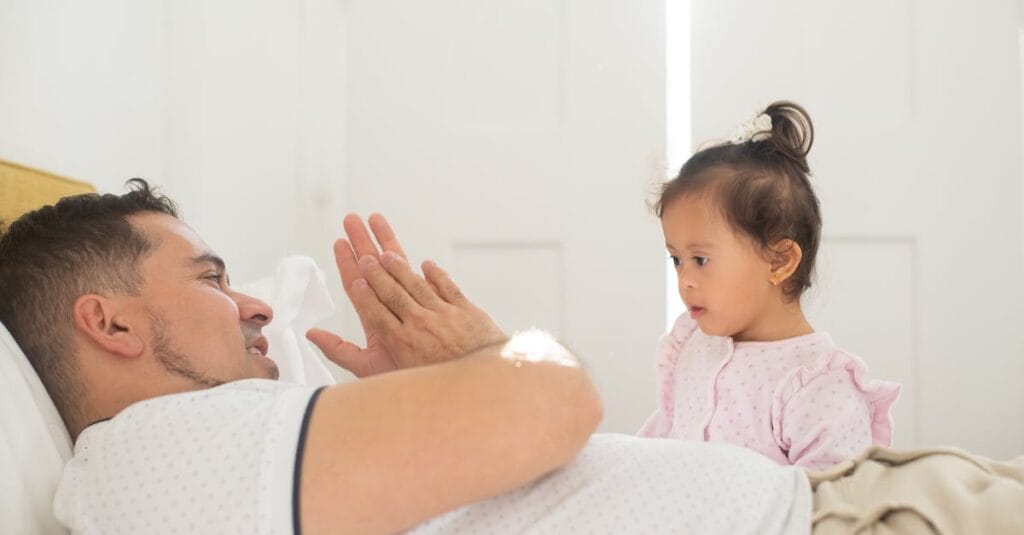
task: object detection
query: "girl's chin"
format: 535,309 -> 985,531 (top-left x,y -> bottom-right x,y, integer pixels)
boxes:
694,319 -> 736,339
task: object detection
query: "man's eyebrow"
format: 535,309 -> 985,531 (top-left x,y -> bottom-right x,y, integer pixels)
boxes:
191,253 -> 227,273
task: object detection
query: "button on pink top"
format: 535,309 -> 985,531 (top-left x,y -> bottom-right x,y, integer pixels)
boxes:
639,313 -> 901,471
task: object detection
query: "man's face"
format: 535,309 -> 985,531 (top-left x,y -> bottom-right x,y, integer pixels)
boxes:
129,212 -> 279,387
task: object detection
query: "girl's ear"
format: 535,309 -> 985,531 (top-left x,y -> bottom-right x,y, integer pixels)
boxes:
767,239 -> 803,287
72,294 -> 145,359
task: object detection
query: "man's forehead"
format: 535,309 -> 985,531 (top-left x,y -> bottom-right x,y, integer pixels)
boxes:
130,212 -> 218,264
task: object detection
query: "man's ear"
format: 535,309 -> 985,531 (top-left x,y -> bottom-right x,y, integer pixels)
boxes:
72,294 -> 145,359
767,239 -> 803,287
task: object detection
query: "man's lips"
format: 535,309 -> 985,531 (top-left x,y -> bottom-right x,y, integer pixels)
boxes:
246,336 -> 269,356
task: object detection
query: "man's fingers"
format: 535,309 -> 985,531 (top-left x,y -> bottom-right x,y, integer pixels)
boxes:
422,260 -> 469,306
349,274 -> 404,333
333,238 -> 362,294
305,328 -> 369,376
343,213 -> 382,261
358,256 -> 422,322
368,213 -> 408,259
380,252 -> 444,310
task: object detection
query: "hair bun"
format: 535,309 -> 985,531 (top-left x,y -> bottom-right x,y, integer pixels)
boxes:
762,101 -> 814,173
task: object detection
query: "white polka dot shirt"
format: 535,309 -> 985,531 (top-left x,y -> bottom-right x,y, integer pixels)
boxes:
54,379 -> 322,535
411,434 -> 812,534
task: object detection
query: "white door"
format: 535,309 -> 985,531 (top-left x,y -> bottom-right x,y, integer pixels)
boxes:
342,0 -> 667,432
692,0 -> 1024,457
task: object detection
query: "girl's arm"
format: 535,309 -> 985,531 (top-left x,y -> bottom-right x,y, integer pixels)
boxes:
774,360 -> 900,471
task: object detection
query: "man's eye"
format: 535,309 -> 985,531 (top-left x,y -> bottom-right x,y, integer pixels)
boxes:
669,256 -> 680,267
204,273 -> 223,284
693,256 -> 709,267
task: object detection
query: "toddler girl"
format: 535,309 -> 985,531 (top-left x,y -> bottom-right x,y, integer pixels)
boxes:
638,101 -> 901,471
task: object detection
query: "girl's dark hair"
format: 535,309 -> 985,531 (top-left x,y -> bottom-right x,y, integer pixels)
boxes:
656,101 -> 821,300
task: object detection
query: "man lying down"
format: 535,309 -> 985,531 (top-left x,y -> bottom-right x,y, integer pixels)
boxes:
0,181 -> 1020,534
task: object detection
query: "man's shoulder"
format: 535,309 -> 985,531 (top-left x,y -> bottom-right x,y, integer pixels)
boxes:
132,379 -> 314,413
57,379 -> 324,533
79,379 -> 321,442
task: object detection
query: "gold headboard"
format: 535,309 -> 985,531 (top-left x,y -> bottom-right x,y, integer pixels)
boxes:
0,159 -> 96,224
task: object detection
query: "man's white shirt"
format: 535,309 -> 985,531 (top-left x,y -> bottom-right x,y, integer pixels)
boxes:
54,379 -> 812,534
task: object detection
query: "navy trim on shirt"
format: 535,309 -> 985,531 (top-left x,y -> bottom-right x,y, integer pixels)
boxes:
293,386 -> 326,535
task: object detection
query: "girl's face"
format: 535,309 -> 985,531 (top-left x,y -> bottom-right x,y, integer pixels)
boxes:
661,194 -> 777,341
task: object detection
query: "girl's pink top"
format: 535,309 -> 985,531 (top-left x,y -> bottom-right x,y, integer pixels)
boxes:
638,313 -> 901,471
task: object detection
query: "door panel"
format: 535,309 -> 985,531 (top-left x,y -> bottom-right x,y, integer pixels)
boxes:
343,0 -> 667,432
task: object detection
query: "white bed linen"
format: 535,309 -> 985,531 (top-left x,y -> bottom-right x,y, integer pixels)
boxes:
0,320 -> 73,535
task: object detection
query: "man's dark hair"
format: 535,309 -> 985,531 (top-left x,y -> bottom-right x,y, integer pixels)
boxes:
0,179 -> 179,429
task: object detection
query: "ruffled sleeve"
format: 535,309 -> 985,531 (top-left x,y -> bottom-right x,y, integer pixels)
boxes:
770,351 -> 901,471
637,313 -> 701,437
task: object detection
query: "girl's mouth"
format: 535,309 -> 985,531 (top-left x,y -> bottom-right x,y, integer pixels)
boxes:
689,306 -> 706,318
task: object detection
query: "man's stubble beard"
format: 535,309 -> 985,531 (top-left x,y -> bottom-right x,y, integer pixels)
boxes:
148,309 -> 224,388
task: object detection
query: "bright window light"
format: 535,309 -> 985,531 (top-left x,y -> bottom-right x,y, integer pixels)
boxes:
665,0 -> 690,332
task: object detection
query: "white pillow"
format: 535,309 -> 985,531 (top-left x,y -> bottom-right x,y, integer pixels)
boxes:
0,320 -> 72,535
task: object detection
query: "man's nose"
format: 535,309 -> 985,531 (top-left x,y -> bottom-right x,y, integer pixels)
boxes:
233,291 -> 274,327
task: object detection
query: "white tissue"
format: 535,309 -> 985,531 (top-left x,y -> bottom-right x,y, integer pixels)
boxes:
240,255 -> 337,387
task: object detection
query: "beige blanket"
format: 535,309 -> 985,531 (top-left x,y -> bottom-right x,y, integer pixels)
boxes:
811,445 -> 1024,534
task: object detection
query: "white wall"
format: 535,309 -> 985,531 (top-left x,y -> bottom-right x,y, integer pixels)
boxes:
0,0 -> 346,288
0,1 -> 163,193
341,0 -> 667,431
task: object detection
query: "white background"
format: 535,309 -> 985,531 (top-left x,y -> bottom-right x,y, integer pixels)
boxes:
1,0 -> 1021,458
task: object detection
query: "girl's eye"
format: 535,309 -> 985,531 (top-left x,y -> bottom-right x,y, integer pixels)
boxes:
669,256 -> 680,267
693,256 -> 709,267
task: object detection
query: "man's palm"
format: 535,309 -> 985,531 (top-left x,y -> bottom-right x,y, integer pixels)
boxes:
306,213 -> 405,378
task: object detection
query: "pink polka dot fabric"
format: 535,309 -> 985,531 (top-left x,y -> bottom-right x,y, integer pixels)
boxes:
638,313 -> 901,471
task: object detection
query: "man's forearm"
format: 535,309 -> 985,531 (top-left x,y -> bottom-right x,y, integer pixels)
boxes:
299,339 -> 602,535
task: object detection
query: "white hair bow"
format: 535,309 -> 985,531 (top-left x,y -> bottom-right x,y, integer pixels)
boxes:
730,113 -> 772,144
